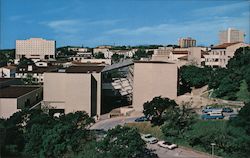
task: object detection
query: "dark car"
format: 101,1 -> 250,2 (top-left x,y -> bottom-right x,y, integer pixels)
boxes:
135,116 -> 148,122
222,107 -> 233,113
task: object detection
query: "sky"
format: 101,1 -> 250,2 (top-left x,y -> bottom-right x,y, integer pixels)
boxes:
0,0 -> 249,49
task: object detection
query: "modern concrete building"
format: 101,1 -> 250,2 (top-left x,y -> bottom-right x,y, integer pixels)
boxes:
43,66 -> 104,116
0,78 -> 43,118
132,61 -> 178,111
187,47 -> 209,66
219,28 -> 245,44
16,38 -> 56,60
204,42 -> 249,68
179,37 -> 196,48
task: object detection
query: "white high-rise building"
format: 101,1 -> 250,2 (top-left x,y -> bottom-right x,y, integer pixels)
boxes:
219,28 -> 245,44
16,38 -> 56,60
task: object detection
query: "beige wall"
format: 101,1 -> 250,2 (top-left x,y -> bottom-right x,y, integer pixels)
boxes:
0,99 -> 19,118
132,62 -> 178,111
44,72 -> 101,116
16,38 -> 55,60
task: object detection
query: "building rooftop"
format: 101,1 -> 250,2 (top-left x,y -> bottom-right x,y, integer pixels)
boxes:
17,65 -> 59,73
65,66 -> 105,73
134,61 -> 174,64
0,86 -> 41,98
2,65 -> 16,70
172,50 -> 188,54
212,42 -> 241,49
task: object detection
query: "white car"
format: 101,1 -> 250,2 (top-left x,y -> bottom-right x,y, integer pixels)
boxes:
157,141 -> 178,149
141,134 -> 158,144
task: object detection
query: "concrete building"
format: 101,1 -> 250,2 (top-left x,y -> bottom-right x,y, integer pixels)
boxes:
132,61 -> 178,111
16,38 -> 56,60
179,37 -> 196,48
43,66 -> 104,116
0,65 -> 16,78
204,42 -> 249,68
0,78 -> 43,118
187,47 -> 209,66
70,58 -> 111,65
219,28 -> 245,44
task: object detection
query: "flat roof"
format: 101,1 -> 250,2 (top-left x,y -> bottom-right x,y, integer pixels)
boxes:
0,86 -> 41,98
65,66 -> 105,73
134,60 -> 175,64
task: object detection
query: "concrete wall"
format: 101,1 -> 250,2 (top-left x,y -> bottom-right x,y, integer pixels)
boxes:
44,72 -> 101,116
0,99 -> 19,118
133,62 -> 178,111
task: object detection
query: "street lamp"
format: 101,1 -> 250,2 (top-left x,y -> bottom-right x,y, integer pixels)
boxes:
211,143 -> 216,158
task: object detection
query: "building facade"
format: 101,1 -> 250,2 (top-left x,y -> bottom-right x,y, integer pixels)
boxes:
16,38 -> 56,60
219,28 -> 245,44
43,66 -> 103,116
204,42 -> 249,68
132,61 -> 178,111
179,37 -> 196,48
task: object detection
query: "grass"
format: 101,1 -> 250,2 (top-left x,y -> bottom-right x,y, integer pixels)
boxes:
125,122 -> 165,140
126,121 -> 223,157
236,80 -> 250,103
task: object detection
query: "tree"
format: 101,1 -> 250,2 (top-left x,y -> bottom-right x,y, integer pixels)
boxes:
161,103 -> 196,137
94,52 -> 105,59
143,96 -> 178,125
111,54 -> 123,63
97,125 -> 154,158
133,49 -> 148,60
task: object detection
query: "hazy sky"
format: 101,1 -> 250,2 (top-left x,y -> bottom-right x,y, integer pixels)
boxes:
1,0 -> 249,48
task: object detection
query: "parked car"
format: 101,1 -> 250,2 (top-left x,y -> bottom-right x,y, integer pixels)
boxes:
141,134 -> 158,144
229,114 -> 238,120
222,107 -> 233,113
202,108 -> 222,113
157,141 -> 178,149
135,116 -> 148,122
201,114 -> 224,120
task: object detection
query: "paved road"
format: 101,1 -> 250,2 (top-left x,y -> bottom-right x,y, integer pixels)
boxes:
91,116 -> 213,158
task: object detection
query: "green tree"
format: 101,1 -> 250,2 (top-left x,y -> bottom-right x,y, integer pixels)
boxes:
143,96 -> 178,125
161,103 -> 196,137
94,52 -> 105,59
97,125 -> 153,158
133,49 -> 148,60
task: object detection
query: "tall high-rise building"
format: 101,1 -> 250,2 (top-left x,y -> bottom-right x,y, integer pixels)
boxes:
219,28 -> 245,44
178,37 -> 196,48
16,38 -> 56,60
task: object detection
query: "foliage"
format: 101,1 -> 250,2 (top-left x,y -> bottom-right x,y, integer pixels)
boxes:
179,65 -> 212,94
161,103 -> 197,137
94,52 -> 105,59
1,110 -> 94,157
133,49 -> 151,60
97,125 -> 153,158
0,49 -> 15,65
111,54 -> 124,63
143,96 -> 178,125
18,57 -> 34,67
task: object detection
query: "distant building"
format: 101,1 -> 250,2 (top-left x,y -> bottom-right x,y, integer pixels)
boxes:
179,37 -> 196,48
0,65 -> 16,78
187,47 -> 209,66
204,42 -> 249,68
132,61 -> 178,111
16,64 -> 59,83
0,78 -> 43,118
43,65 -> 104,116
70,58 -> 112,65
16,38 -> 56,60
219,28 -> 245,44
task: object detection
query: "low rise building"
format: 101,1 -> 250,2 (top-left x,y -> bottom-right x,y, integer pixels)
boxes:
0,65 -> 16,78
204,42 -> 249,68
0,78 -> 43,118
43,65 -> 104,116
